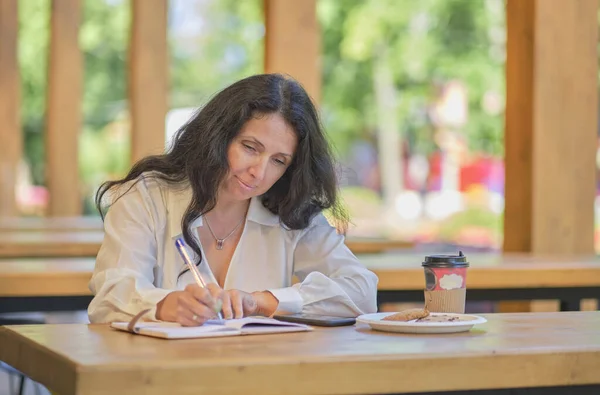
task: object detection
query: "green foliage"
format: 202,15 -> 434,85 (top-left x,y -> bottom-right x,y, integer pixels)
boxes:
79,0 -> 130,128
339,186 -> 382,217
437,206 -> 502,242
18,0 -> 505,215
318,0 -> 506,159
19,0 -> 263,213
18,0 -> 129,187
19,0 -> 50,185
169,0 -> 263,108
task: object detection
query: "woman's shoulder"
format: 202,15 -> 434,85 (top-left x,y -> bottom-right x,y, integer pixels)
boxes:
106,171 -> 177,209
282,212 -> 334,238
103,172 -> 184,230
302,211 -> 350,241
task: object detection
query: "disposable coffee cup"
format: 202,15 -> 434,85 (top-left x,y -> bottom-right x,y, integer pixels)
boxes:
422,251 -> 469,314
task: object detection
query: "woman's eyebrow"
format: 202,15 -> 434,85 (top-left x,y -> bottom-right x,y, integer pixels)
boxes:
244,136 -> 293,157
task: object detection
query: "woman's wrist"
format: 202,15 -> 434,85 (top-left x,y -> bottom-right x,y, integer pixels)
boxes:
156,291 -> 178,321
252,291 -> 279,317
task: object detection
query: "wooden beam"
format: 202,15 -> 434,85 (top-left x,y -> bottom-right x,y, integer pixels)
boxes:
529,0 -> 597,254
129,0 -> 168,163
504,0 -> 597,255
502,0 -> 598,312
0,0 -> 20,217
264,0 -> 320,104
504,0 -> 535,253
45,0 -> 83,216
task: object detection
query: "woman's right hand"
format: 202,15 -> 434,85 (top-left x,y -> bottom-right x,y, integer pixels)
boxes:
156,283 -> 223,326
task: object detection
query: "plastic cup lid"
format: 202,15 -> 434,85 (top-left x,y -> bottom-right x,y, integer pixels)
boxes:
422,251 -> 470,267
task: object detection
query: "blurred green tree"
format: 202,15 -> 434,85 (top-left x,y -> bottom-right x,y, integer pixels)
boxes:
18,0 -> 504,216
319,0 -> 505,160
19,0 -> 262,214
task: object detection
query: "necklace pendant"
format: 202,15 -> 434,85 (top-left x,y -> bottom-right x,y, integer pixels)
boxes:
216,239 -> 225,250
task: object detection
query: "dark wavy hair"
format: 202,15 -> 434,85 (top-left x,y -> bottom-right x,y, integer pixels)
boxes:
96,74 -> 348,275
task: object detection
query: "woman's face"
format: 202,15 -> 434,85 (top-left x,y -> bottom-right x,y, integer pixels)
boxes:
222,113 -> 298,201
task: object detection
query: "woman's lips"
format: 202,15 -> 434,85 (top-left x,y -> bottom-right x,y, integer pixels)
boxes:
236,177 -> 256,190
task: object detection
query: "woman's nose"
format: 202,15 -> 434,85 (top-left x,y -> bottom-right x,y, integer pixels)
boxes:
248,157 -> 268,181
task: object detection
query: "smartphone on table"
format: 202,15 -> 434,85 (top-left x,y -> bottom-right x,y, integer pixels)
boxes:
273,313 -> 356,327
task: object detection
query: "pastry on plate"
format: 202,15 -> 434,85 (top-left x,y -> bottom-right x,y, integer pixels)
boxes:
382,308 -> 429,322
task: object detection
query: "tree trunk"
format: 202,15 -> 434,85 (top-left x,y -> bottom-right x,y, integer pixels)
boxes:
373,46 -> 403,209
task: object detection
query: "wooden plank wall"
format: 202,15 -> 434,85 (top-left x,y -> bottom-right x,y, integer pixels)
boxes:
263,0 -> 320,104
503,0 -> 598,311
0,0 -> 20,217
129,0 -> 168,164
45,0 -> 83,216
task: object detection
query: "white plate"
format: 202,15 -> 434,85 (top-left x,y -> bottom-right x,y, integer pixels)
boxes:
356,312 -> 487,334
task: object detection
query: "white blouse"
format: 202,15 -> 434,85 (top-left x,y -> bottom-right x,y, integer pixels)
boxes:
88,176 -> 379,323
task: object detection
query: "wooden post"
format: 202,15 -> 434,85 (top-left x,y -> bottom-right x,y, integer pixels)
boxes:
0,0 -> 20,217
129,0 -> 168,164
46,0 -> 83,216
503,0 -> 598,311
264,0 -> 320,104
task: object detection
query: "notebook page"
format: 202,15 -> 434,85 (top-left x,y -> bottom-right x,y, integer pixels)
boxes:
111,322 -> 240,339
204,317 -> 312,334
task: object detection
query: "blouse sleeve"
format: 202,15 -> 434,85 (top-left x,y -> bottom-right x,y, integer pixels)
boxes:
87,180 -> 171,323
268,214 -> 379,317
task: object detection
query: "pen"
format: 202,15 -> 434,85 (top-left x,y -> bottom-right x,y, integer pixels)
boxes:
174,237 -> 224,320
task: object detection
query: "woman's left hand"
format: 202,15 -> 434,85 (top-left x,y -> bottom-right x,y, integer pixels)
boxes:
221,289 -> 279,319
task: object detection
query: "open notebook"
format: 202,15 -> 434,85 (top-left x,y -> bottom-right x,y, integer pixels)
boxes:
111,317 -> 313,339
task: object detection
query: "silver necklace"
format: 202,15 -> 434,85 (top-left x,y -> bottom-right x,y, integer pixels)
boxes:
204,215 -> 245,250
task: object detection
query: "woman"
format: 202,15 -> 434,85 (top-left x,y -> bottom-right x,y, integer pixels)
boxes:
88,74 -> 378,325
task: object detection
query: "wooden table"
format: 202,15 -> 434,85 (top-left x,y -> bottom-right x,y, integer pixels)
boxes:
0,231 -> 103,258
0,312 -> 599,395
362,252 -> 600,311
0,259 -> 94,297
0,258 -> 95,314
2,252 -> 600,313
0,217 -> 413,253
345,237 -> 413,253
0,216 -> 103,232
0,230 -> 406,258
